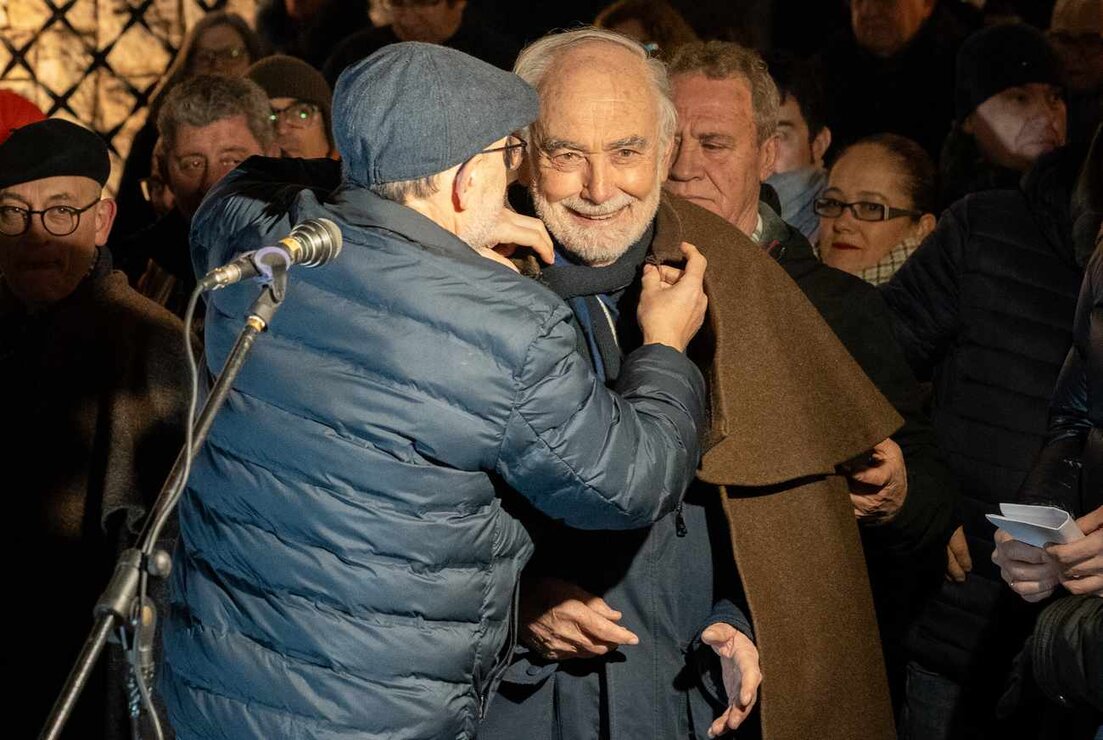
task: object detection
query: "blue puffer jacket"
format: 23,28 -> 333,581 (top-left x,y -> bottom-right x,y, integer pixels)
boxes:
160,159 -> 706,740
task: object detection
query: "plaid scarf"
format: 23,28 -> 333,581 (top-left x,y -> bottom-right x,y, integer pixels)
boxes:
858,236 -> 921,286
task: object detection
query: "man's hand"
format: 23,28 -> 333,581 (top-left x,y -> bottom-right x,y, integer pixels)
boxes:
637,242 -> 708,352
945,525 -> 972,582
846,438 -> 908,525
486,208 -> 555,267
992,529 -> 1061,602
519,578 -> 639,661
1046,506 -> 1103,597
701,623 -> 761,738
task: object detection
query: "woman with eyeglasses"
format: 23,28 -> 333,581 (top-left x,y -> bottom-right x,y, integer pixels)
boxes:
816,133 -> 937,285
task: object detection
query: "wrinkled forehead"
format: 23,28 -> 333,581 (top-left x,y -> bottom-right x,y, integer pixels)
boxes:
536,48 -> 661,145
0,175 -> 101,204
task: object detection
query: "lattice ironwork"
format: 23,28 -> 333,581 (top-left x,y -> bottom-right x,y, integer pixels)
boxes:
0,0 -> 258,193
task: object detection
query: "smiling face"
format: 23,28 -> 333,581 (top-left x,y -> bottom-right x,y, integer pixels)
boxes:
817,143 -> 928,274
528,43 -> 668,266
665,73 -> 775,236
0,175 -> 114,307
966,83 -> 1067,172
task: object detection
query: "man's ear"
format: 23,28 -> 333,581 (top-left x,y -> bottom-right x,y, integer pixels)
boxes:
811,126 -> 832,167
93,197 -> 118,247
758,134 -> 779,181
452,160 -> 477,212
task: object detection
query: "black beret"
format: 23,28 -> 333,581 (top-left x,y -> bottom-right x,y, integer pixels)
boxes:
0,118 -> 110,189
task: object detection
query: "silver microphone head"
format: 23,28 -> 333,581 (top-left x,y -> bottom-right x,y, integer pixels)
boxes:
288,218 -> 343,267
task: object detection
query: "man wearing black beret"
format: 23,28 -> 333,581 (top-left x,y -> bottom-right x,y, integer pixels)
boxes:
0,118 -> 190,736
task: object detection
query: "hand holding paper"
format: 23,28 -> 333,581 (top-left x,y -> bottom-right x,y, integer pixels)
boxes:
991,505 -> 1102,601
1045,506 -> 1103,597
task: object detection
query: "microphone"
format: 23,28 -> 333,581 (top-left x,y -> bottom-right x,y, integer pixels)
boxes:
198,217 -> 343,291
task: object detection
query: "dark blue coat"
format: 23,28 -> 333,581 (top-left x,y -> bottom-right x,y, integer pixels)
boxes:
159,159 -> 706,739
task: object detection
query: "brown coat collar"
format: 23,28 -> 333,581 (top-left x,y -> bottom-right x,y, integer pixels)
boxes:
651,194 -> 902,485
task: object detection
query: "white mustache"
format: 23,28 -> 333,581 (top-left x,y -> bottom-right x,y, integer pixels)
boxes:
560,193 -> 637,217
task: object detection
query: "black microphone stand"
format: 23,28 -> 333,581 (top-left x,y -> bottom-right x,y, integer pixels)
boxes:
39,267 -> 290,740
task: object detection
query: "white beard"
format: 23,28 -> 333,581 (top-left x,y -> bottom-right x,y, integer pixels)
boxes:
531,179 -> 661,266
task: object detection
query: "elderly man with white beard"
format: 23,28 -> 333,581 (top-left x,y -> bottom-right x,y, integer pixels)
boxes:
480,28 -> 905,740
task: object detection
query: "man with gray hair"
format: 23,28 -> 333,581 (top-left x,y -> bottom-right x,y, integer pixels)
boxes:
481,27 -> 903,740
112,74 -> 278,313
666,39 -> 959,718
160,42 -> 711,739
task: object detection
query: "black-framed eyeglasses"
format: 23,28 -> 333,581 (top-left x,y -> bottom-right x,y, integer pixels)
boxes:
813,197 -> 920,222
269,101 -> 321,129
474,138 -> 527,173
0,199 -> 101,237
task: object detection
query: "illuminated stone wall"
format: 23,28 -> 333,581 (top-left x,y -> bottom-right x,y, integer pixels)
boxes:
0,0 -> 258,192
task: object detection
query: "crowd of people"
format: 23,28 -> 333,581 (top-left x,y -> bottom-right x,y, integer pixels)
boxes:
2,1 -> 1101,739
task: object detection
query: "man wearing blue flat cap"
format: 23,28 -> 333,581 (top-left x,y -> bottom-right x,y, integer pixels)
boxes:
0,118 -> 189,735
161,42 -> 712,739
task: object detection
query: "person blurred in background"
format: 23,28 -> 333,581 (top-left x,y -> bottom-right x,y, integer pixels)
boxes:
762,50 -> 832,243
940,22 -> 1067,206
593,0 -> 698,59
254,0 -> 369,69
247,55 -> 337,160
323,0 -> 520,87
817,134 -> 937,284
113,12 -> 268,248
1049,0 -> 1103,146
0,89 -> 45,144
817,0 -> 971,160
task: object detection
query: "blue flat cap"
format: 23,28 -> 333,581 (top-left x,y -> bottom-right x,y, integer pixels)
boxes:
333,42 -> 538,188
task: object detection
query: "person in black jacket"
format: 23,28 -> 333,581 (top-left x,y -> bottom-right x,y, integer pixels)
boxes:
882,136 -> 1094,737
664,39 -> 959,713
815,0 -> 971,159
993,131 -> 1103,740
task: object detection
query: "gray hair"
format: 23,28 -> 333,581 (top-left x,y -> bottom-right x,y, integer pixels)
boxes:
157,74 -> 275,152
668,40 -> 780,145
513,27 -> 678,149
370,174 -> 440,203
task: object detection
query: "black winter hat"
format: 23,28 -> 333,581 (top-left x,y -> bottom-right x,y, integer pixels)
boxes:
955,23 -> 1063,122
0,118 -> 110,189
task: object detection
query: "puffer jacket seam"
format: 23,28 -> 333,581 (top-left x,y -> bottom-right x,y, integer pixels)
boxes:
167,660 -> 462,736
203,433 -> 490,519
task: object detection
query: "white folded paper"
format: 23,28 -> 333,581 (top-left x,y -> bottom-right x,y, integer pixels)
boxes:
986,503 -> 1085,549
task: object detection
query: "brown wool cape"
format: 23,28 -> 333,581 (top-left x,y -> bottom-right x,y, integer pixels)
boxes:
652,195 -> 902,740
